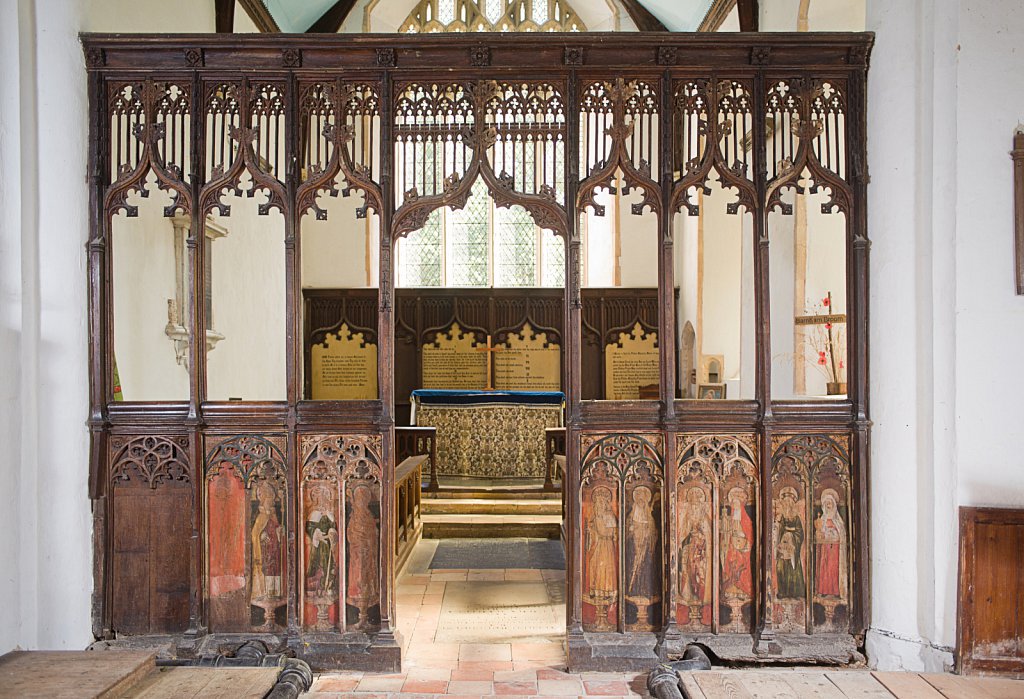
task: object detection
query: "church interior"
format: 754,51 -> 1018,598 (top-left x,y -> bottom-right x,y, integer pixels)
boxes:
1,0 -> 1023,697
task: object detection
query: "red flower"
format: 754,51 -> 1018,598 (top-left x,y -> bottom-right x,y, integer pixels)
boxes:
825,322 -> 832,330
839,361 -> 845,369
818,351 -> 827,365
822,296 -> 831,307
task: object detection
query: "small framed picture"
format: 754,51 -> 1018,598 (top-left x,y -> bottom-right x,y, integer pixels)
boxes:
697,383 -> 727,400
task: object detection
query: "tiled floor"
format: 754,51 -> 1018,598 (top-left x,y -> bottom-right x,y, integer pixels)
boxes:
304,539 -> 650,698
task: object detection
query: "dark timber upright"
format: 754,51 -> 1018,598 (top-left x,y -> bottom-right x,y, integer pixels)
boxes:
81,32 -> 874,671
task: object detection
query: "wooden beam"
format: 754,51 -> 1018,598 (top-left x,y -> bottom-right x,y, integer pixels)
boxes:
215,0 -> 235,33
697,0 -> 737,32
237,0 -> 280,32
619,0 -> 668,32
737,0 -> 758,31
306,0 -> 359,33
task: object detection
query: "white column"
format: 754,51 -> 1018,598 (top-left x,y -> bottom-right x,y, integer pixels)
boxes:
865,0 -> 958,671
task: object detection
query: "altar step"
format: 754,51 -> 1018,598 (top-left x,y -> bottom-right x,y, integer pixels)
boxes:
422,497 -> 561,515
421,512 -> 562,539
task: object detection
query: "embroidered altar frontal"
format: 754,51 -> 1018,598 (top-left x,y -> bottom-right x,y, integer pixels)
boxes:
412,390 -> 564,478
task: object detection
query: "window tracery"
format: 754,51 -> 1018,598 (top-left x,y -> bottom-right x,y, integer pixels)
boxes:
400,0 -> 586,33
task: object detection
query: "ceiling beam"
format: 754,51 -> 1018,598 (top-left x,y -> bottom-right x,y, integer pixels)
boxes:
697,0 -> 737,32
306,0 -> 359,33
737,0 -> 759,31
237,0 -> 280,32
619,0 -> 668,32
215,0 -> 235,33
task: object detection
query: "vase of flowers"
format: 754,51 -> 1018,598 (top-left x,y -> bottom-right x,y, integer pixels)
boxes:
807,292 -> 847,395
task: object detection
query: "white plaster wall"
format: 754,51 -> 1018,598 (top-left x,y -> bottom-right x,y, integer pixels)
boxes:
302,190 -> 380,289
0,0 -> 96,655
953,2 -> 1024,509
0,0 -> 26,656
617,188 -> 659,287
206,190 -> 288,401
111,183 -> 190,402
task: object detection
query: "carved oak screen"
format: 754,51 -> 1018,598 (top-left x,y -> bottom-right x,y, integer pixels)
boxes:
83,33 -> 873,670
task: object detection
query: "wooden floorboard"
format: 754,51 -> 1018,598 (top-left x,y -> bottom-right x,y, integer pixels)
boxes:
0,650 -> 155,699
825,671 -> 898,698
677,671 -> 1024,699
873,672 -> 948,698
122,667 -> 280,699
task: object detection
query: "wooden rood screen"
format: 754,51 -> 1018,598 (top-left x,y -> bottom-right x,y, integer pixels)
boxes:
82,32 -> 873,671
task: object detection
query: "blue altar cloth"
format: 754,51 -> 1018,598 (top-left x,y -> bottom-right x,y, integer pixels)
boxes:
410,389 -> 565,406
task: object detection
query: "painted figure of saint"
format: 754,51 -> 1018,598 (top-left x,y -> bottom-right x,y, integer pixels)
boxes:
678,487 -> 711,608
774,486 -> 806,599
305,484 -> 338,597
814,488 -> 846,598
251,482 -> 283,601
346,483 -> 380,628
626,485 -> 658,603
721,486 -> 754,599
584,485 -> 618,627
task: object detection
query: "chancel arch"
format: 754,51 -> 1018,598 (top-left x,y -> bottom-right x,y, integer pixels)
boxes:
85,32 -> 873,671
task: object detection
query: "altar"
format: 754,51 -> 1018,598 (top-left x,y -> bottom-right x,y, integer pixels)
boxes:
410,390 -> 564,479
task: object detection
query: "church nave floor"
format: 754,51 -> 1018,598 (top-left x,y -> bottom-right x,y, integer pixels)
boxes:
305,537 -> 652,698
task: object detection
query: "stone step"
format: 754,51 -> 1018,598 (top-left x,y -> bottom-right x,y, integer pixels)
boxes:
423,486 -> 561,500
422,513 -> 562,539
422,497 -> 562,516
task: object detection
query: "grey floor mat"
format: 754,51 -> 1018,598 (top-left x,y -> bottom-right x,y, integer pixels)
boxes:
428,537 -> 565,570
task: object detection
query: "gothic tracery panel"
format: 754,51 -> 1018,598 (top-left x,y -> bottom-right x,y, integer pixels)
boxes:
771,434 -> 852,635
676,435 -> 758,635
580,433 -> 664,633
109,435 -> 193,635
300,434 -> 384,633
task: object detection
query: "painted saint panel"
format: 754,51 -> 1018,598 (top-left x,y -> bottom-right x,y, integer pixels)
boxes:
812,451 -> 851,633
771,434 -> 850,634
624,479 -> 662,631
208,467 -> 248,631
249,480 -> 287,631
676,476 -> 713,631
206,435 -> 289,634
771,471 -> 808,632
345,480 -> 382,630
719,476 -> 756,633
582,480 -> 619,632
303,480 -> 341,631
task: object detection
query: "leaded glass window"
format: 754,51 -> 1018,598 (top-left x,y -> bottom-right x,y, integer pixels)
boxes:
396,177 -> 565,288
400,0 -> 585,32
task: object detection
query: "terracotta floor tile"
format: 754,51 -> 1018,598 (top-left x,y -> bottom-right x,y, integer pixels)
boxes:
457,660 -> 515,672
494,669 -> 539,682
459,643 -> 513,661
401,679 -> 449,693
535,668 -> 574,680
582,680 -> 631,695
310,675 -> 361,691
355,676 -> 407,692
405,668 -> 452,681
492,680 -> 539,695
536,678 -> 584,695
446,680 -> 494,694
450,667 -> 494,681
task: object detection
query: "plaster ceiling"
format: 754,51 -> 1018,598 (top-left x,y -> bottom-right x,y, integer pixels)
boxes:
257,0 -> 718,33
637,0 -> 715,31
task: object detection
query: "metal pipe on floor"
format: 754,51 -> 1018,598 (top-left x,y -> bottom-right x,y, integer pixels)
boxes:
154,640 -> 313,699
647,645 -> 713,699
